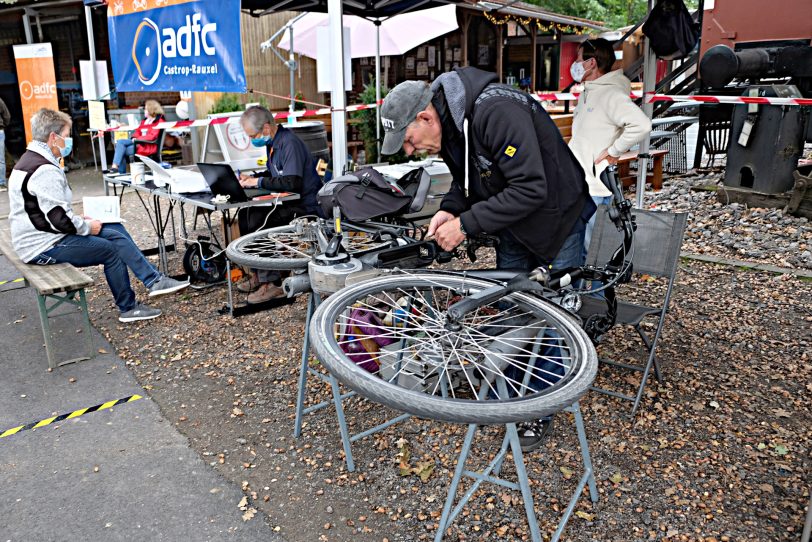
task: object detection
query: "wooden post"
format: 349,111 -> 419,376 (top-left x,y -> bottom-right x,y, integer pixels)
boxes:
461,12 -> 471,67
496,24 -> 503,82
530,25 -> 537,91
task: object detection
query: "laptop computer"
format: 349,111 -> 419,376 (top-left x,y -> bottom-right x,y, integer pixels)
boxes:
196,162 -> 270,202
136,155 -> 209,193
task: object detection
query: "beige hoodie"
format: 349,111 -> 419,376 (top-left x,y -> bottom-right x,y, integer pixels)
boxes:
569,69 -> 652,197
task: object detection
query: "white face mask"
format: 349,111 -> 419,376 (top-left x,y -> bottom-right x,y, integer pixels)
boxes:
570,61 -> 585,83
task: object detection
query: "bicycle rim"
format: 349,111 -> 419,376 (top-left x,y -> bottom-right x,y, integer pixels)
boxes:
226,221 -> 396,271
310,273 -> 597,424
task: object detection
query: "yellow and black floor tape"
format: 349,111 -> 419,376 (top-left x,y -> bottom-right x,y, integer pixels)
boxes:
1,394 -> 142,439
0,278 -> 24,286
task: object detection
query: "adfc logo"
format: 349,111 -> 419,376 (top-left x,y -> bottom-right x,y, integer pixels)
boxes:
132,17 -> 162,86
19,80 -> 57,101
130,13 -> 218,86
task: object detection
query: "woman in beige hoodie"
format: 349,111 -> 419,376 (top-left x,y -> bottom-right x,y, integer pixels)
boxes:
568,38 -> 652,251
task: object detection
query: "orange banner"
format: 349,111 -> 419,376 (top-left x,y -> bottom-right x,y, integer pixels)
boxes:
13,43 -> 60,144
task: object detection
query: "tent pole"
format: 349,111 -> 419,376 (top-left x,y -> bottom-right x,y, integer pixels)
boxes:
289,24 -> 296,120
635,0 -> 655,208
328,0 -> 348,174
375,20 -> 382,161
23,9 -> 33,44
84,6 -> 108,171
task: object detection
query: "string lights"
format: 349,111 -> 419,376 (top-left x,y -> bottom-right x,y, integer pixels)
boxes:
482,10 -> 593,35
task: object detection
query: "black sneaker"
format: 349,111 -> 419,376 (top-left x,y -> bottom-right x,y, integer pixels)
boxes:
119,303 -> 162,322
517,416 -> 554,452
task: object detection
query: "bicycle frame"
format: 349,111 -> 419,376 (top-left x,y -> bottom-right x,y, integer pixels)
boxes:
444,166 -> 636,342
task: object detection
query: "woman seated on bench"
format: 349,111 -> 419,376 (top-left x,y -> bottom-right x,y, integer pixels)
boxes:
7,108 -> 189,323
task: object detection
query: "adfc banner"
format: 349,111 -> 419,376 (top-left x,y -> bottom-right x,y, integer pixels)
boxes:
107,0 -> 246,92
13,43 -> 59,144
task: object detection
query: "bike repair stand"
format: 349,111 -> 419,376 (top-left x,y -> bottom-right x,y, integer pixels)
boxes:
434,383 -> 598,541
293,292 -> 410,473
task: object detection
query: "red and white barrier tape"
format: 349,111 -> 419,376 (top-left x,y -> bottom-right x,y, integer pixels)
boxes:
533,91 -> 644,101
100,91 -> 810,133
644,94 -> 812,106
534,91 -> 812,106
99,101 -> 381,133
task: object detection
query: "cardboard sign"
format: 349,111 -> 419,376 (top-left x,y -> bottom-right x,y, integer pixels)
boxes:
88,100 -> 106,130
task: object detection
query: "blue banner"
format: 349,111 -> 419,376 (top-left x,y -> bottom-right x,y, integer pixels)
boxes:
107,0 -> 246,92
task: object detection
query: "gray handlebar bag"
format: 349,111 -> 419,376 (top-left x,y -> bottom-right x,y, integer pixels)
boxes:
318,167 -> 431,221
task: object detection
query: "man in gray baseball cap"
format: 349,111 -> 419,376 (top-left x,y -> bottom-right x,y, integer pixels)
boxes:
380,81 -> 435,156
380,67 -> 595,453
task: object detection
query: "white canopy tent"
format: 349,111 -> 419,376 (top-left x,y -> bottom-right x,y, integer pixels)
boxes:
276,4 -> 459,162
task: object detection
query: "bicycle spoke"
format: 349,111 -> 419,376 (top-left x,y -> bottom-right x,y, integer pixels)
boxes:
311,272 -> 598,424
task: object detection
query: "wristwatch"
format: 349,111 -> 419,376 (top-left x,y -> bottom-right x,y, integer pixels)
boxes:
458,218 -> 467,236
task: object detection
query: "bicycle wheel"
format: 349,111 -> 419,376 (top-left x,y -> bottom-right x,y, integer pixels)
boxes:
226,220 -> 397,271
226,222 -> 317,271
310,272 -> 597,425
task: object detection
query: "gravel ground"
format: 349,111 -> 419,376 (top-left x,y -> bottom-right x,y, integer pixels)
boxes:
70,173 -> 811,542
643,171 -> 812,270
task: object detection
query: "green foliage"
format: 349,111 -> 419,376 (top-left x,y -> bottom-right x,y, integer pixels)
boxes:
352,77 -> 408,165
208,93 -> 243,115
208,93 -> 270,115
528,0 -> 699,30
294,91 -> 306,110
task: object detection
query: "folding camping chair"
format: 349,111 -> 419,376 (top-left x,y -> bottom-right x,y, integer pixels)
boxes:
578,206 -> 688,416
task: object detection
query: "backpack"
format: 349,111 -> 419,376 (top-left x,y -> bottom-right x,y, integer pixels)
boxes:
642,0 -> 700,60
338,307 -> 397,373
318,167 -> 431,221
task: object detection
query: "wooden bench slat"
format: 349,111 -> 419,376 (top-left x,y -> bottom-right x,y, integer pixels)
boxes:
615,149 -> 670,190
616,149 -> 669,163
0,229 -> 93,296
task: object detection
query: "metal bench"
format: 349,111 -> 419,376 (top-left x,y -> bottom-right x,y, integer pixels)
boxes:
0,228 -> 95,369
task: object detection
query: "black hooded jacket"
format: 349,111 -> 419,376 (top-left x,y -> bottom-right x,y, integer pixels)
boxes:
434,67 -> 593,263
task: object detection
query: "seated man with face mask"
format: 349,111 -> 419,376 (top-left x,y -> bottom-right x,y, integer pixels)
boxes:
235,106 -> 324,304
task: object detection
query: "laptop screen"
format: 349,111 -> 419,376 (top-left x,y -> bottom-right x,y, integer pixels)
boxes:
196,163 -> 248,202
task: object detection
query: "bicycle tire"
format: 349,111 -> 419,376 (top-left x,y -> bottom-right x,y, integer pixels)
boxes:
226,223 -> 316,271
310,273 -> 597,425
226,221 -> 405,271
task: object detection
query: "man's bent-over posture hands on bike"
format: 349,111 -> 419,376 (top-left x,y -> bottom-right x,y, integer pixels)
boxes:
380,68 -> 596,452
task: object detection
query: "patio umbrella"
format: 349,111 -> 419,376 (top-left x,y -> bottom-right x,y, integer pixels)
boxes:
277,5 -> 458,59
277,4 -> 459,158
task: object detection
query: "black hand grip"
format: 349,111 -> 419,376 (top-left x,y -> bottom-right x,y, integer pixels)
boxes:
599,165 -> 624,204
446,283 -> 510,323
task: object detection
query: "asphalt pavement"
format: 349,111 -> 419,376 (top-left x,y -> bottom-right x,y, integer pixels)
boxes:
0,211 -> 283,541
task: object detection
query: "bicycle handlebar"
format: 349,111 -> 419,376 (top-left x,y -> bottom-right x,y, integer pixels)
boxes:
445,166 -> 636,340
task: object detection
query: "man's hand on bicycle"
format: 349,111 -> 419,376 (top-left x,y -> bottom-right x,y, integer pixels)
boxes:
428,210 -> 465,252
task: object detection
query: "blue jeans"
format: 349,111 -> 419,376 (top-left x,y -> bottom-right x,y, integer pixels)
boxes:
0,130 -> 6,186
584,195 -> 613,297
34,223 -> 161,313
496,223 -> 586,275
113,139 -> 135,172
495,221 -> 587,395
584,195 -> 613,253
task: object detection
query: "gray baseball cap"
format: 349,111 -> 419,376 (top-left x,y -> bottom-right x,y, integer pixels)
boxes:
380,80 -> 433,155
